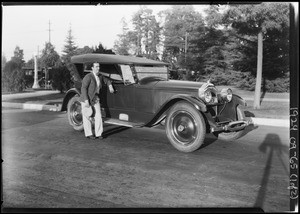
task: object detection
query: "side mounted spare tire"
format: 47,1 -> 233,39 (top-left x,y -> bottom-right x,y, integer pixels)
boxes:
165,101 -> 206,153
67,95 -> 84,131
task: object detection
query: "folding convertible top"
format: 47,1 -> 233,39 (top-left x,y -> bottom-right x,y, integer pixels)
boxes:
71,54 -> 168,66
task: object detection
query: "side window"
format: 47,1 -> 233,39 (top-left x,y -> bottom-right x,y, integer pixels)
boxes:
83,63 -> 93,75
120,65 -> 135,85
74,64 -> 85,79
83,63 -> 123,82
101,64 -> 123,82
135,65 -> 168,80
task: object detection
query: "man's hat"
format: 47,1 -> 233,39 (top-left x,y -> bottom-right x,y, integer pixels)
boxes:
82,105 -> 94,117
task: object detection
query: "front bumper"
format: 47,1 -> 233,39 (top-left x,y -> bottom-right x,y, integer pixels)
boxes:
210,119 -> 253,133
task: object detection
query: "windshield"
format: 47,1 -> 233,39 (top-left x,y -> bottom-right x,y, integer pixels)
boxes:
135,65 -> 168,81
120,65 -> 135,84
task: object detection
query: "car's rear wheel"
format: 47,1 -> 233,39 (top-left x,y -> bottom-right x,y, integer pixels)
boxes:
165,101 -> 206,153
214,106 -> 246,141
67,95 -> 84,131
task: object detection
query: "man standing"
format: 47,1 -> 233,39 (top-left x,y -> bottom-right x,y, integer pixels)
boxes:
80,62 -> 114,140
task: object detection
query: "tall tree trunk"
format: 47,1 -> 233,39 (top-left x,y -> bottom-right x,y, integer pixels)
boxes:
254,31 -> 263,109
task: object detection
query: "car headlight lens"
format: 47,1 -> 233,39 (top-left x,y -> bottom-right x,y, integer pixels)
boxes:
204,90 -> 213,103
198,81 -> 217,104
220,88 -> 233,102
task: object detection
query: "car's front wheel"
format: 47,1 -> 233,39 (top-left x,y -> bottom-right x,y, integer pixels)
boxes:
165,101 -> 206,153
67,95 -> 84,131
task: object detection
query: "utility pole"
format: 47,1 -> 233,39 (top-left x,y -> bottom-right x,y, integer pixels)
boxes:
185,32 -> 188,63
253,31 -> 263,109
32,53 -> 40,89
48,20 -> 52,43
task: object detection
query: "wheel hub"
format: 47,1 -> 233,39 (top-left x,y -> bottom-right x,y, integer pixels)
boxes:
171,111 -> 197,145
178,124 -> 185,132
71,101 -> 82,125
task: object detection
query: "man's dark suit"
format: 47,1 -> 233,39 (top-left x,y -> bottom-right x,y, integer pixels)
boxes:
80,72 -> 112,138
80,72 -> 112,105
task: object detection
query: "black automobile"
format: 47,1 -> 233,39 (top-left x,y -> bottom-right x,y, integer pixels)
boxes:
62,54 -> 251,152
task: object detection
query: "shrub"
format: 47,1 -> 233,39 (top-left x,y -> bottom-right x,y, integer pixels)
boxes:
51,65 -> 73,93
202,69 -> 244,86
235,72 -> 256,91
264,77 -> 290,92
2,61 -> 26,92
235,72 -> 289,92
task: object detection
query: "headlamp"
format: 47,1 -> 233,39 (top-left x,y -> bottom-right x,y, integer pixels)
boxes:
204,90 -> 213,103
198,81 -> 217,104
220,88 -> 233,102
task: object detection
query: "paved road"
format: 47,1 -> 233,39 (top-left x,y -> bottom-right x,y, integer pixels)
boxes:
2,108 -> 290,212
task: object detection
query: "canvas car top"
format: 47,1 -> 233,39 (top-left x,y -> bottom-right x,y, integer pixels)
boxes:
71,54 -> 168,66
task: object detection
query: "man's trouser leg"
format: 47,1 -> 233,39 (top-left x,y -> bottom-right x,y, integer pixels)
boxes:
94,101 -> 103,137
81,102 -> 93,137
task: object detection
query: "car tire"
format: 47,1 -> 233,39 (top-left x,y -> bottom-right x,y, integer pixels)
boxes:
214,106 -> 246,141
166,101 -> 206,153
67,95 -> 84,131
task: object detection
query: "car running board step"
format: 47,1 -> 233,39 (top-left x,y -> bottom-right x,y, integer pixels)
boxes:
103,118 -> 144,128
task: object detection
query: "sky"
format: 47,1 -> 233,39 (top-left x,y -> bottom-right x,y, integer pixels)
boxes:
2,4 -> 209,62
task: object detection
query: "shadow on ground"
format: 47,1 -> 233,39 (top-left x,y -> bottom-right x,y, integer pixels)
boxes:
245,111 -> 256,117
254,133 -> 289,208
103,125 -> 131,138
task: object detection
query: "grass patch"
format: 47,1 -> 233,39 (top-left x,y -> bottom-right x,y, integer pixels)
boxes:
242,100 -> 289,119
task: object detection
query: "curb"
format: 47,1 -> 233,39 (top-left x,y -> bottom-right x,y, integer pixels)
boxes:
2,102 -> 62,112
2,101 -> 289,128
250,117 -> 289,128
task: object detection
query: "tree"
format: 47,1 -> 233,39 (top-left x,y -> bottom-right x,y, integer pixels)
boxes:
223,2 -> 290,108
39,42 -> 61,87
51,65 -> 72,93
162,5 -> 205,69
40,42 -> 61,68
61,25 -> 78,70
2,46 -> 26,92
61,25 -> 78,90
2,61 -> 26,92
11,46 -> 25,65
113,17 -> 131,55
93,43 -> 115,54
76,45 -> 94,55
130,6 -> 162,59
204,5 -> 223,28
2,54 -> 7,71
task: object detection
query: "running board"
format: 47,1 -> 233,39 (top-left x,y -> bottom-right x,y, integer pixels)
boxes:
103,118 -> 144,128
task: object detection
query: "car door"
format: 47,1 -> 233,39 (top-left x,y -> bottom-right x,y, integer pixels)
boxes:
102,64 -> 136,122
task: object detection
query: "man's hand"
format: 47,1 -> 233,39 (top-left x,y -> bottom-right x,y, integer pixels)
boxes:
84,100 -> 90,108
109,85 -> 115,93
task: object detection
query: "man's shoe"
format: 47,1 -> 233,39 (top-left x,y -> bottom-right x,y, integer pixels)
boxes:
97,136 -> 104,140
87,135 -> 96,140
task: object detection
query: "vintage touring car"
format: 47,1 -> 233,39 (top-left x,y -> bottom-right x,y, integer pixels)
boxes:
61,54 -> 251,152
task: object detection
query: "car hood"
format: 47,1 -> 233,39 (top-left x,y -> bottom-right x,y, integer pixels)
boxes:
154,80 -> 206,92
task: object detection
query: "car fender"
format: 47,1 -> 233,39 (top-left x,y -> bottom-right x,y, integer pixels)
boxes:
233,94 -> 247,106
147,94 -> 207,127
61,88 -> 81,112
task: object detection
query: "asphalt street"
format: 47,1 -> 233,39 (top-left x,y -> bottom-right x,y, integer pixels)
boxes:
2,108 -> 290,212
